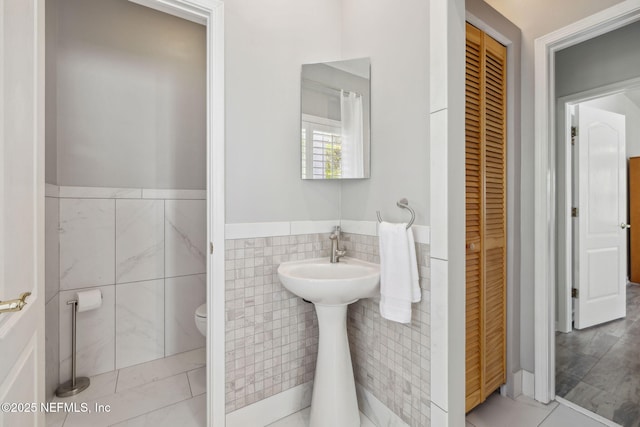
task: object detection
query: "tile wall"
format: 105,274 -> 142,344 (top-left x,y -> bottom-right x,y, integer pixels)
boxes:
342,232 -> 431,427
224,233 -> 331,413
224,229 -> 431,427
45,185 -> 206,401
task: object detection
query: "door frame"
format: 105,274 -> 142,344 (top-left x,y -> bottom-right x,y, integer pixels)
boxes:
534,0 -> 640,403
0,0 -> 46,423
557,78 -> 640,334
129,0 -> 225,425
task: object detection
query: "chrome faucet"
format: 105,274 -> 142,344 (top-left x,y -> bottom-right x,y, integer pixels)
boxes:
329,226 -> 346,263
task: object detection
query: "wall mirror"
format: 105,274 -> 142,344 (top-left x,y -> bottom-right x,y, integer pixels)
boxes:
300,58 -> 371,179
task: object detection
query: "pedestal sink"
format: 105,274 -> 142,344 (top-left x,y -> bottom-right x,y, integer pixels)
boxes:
277,257 -> 380,427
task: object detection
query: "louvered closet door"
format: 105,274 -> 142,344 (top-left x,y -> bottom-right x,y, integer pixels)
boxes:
465,22 -> 507,413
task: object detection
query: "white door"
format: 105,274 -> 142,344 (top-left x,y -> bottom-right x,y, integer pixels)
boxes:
574,104 -> 627,329
0,0 -> 46,425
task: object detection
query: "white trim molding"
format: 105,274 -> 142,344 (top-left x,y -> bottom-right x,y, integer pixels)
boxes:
428,0 -> 467,425
533,0 -> 640,404
356,384 -> 409,427
226,382 -> 313,427
522,370 -> 535,399
225,220 -> 431,245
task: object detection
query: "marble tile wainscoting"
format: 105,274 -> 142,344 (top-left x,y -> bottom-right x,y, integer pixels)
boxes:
44,185 -> 206,401
343,232 -> 431,427
224,233 -> 330,413
224,225 -> 431,427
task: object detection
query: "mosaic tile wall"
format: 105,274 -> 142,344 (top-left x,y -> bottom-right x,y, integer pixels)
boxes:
343,232 -> 431,427
224,233 -> 331,413
224,230 -> 431,426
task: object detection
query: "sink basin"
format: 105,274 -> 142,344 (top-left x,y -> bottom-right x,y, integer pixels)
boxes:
277,257 -> 380,427
277,257 -> 380,305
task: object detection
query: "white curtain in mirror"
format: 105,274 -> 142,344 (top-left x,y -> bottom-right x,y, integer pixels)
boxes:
340,90 -> 364,178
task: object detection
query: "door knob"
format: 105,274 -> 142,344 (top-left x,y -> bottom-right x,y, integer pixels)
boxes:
0,292 -> 31,314
621,223 -> 631,229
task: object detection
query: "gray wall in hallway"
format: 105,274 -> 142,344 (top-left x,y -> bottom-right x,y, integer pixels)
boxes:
556,21 -> 640,99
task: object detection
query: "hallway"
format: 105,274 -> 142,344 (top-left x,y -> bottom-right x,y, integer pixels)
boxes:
556,283 -> 640,426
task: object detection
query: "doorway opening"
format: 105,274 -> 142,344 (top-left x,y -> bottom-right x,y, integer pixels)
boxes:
555,86 -> 640,425
41,0 -> 225,426
533,1 -> 640,415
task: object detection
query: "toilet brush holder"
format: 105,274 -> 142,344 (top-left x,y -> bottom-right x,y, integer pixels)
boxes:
55,300 -> 90,397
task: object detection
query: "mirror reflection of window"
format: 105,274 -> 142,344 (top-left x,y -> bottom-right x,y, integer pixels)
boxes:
300,58 -> 370,180
301,114 -> 343,179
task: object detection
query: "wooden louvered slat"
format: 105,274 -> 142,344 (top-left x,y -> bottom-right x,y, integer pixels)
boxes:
482,33 -> 507,403
465,22 -> 483,414
465,22 -> 507,413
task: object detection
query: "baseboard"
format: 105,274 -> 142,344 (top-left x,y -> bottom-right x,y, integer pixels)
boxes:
430,402 -> 448,427
512,369 -> 523,397
522,370 -> 535,398
356,384 -> 409,427
226,382 -> 313,427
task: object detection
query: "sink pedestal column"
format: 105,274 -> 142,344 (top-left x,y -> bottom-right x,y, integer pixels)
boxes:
310,303 -> 360,427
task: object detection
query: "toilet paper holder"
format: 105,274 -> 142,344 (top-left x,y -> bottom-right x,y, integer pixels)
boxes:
56,299 -> 91,397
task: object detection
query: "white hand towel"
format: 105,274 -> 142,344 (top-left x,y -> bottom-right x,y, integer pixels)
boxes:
378,221 -> 421,323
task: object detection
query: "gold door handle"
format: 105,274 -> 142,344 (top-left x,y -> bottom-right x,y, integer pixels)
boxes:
0,292 -> 32,314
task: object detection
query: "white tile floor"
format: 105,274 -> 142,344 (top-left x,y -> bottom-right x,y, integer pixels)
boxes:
271,395 -> 613,427
46,347 -> 206,427
47,352 -> 616,427
467,393 -> 618,427
266,408 -> 375,427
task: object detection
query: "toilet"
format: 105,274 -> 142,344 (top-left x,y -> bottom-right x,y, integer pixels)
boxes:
194,304 -> 206,336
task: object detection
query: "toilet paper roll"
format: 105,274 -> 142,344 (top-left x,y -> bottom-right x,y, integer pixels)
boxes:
76,289 -> 102,313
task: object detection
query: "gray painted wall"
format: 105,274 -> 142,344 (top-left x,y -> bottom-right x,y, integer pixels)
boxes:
225,0 -> 429,225
556,22 -> 640,99
50,0 -> 206,189
46,0 -> 58,184
225,0 -> 343,223
340,0 -> 430,226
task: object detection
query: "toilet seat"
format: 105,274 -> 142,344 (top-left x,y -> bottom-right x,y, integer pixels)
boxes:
194,304 -> 207,337
195,303 -> 207,318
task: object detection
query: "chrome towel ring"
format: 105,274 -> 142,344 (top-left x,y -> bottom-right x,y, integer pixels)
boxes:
376,198 -> 415,229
